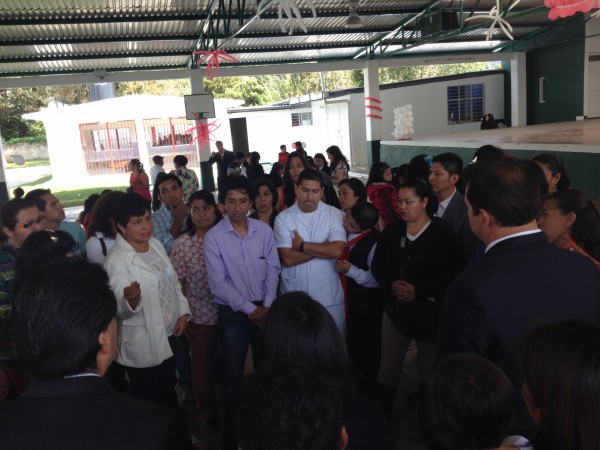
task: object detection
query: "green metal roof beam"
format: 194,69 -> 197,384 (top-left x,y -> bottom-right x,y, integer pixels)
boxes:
0,9 -> 426,26
0,51 -> 190,64
490,13 -> 581,52
350,0 -> 445,60
384,5 -> 547,57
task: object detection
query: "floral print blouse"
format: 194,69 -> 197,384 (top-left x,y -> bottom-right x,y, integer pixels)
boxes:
171,233 -> 217,325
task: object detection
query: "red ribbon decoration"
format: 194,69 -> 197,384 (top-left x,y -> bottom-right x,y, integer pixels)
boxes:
185,116 -> 221,150
192,50 -> 239,80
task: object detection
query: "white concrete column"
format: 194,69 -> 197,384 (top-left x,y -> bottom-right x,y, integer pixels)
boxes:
364,60 -> 382,141
363,60 -> 383,165
511,52 -> 527,127
189,69 -> 217,190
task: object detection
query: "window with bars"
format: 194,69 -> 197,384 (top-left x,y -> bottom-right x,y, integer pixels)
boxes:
447,84 -> 484,124
291,112 -> 313,127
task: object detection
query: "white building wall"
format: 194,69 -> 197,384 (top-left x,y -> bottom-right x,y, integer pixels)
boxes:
229,72 -> 505,167
377,73 -> 505,139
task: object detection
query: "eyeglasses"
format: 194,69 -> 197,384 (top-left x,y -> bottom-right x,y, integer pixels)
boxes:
16,216 -> 46,229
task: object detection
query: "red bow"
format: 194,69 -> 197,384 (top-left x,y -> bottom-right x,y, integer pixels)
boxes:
185,116 -> 221,150
192,50 -> 239,80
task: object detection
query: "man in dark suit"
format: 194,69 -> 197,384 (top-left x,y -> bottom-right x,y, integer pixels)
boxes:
438,157 -> 600,436
209,140 -> 235,192
0,258 -> 193,450
428,152 -> 477,264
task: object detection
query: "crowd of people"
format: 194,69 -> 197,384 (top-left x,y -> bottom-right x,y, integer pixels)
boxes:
0,141 -> 600,450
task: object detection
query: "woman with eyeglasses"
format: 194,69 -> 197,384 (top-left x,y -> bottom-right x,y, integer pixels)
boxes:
103,193 -> 191,408
0,198 -> 45,401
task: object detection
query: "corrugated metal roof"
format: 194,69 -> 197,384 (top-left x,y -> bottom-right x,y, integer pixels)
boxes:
0,0 -> 577,78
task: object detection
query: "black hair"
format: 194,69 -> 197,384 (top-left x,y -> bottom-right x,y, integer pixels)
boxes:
472,145 -> 504,163
186,190 -> 223,236
406,154 -> 432,182
350,202 -> 379,230
270,162 -> 284,175
1,198 -> 36,235
326,145 -> 348,167
532,153 -> 571,192
239,360 -> 344,450
519,321 -> 600,450
279,144 -> 286,151
547,189 -> 600,261
251,178 -> 278,207
464,158 -> 546,227
86,191 -> 126,239
250,151 -> 261,164
261,292 -> 357,403
314,153 -> 329,167
400,178 -> 438,218
155,172 -> 183,190
432,153 -> 464,176
367,161 -> 391,185
429,354 -> 515,450
24,188 -> 52,212
234,151 -> 246,160
152,155 -> 164,164
78,193 -> 100,224
297,168 -> 323,187
338,178 -> 368,203
219,174 -> 253,204
13,258 -> 117,379
12,187 -> 24,199
113,192 -> 151,231
153,172 -> 183,211
282,151 -> 308,207
15,230 -> 75,281
129,158 -> 144,173
173,154 -> 188,167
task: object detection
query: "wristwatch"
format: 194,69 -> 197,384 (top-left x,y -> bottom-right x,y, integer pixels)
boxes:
299,241 -> 305,253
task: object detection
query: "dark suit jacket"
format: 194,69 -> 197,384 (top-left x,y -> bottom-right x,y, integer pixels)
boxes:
209,149 -> 235,184
0,376 -> 193,450
438,231 -> 600,434
440,191 -> 477,264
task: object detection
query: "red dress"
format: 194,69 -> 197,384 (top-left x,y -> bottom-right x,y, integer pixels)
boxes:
130,172 -> 152,201
278,152 -> 289,165
367,183 -> 399,225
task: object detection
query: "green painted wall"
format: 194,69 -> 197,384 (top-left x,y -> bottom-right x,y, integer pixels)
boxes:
380,143 -> 600,198
526,20 -> 586,124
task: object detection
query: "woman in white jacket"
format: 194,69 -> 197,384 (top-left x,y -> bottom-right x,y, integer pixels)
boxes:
104,192 -> 190,408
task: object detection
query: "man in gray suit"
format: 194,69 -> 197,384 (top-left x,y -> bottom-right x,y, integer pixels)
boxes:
429,152 -> 477,264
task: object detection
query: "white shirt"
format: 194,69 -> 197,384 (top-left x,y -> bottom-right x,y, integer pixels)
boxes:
150,164 -> 165,185
485,229 -> 542,253
274,202 -> 346,307
86,231 -> 116,265
436,188 -> 456,218
346,233 -> 380,288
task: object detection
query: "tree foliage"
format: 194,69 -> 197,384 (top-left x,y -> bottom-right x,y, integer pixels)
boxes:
0,85 -> 89,141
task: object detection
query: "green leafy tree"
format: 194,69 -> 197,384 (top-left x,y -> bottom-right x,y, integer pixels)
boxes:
0,88 -> 49,141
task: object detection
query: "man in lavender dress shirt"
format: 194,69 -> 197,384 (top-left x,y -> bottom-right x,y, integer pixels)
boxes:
205,175 -> 281,450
